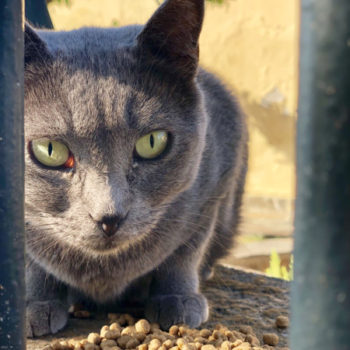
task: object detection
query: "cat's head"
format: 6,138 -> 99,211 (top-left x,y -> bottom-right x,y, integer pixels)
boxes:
24,0 -> 207,257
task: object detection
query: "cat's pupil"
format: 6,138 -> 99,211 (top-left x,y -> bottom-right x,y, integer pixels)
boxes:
48,142 -> 53,157
150,134 -> 154,149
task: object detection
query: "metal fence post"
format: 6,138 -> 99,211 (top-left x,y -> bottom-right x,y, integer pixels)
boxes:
291,0 -> 350,349
0,1 -> 25,349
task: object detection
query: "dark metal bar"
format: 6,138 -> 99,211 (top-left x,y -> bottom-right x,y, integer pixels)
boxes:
291,0 -> 350,349
0,1 -> 25,349
25,0 -> 53,29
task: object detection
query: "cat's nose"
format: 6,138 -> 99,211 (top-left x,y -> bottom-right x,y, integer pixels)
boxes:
99,215 -> 124,237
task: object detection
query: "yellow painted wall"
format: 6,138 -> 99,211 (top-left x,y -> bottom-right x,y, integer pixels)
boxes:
48,0 -> 298,199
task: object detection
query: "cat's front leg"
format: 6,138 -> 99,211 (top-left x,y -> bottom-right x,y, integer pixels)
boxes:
26,260 -> 68,337
145,250 -> 208,330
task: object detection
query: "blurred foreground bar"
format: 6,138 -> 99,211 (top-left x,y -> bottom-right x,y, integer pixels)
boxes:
0,0 -> 25,349
25,0 -> 53,29
291,0 -> 350,349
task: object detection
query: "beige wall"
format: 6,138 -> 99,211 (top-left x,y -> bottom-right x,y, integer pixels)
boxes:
48,0 -> 298,199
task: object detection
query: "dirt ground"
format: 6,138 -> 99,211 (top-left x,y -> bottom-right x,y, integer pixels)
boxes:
27,266 -> 290,350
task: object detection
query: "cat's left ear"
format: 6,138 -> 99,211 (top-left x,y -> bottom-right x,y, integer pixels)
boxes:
25,23 -> 52,67
136,0 -> 204,80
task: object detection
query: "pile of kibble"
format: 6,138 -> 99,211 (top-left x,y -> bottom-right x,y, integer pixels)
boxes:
43,313 -> 289,350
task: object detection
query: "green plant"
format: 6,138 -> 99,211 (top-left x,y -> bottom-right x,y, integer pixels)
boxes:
206,0 -> 225,3
111,19 -> 119,27
265,250 -> 293,281
49,0 -> 71,4
154,0 -> 226,4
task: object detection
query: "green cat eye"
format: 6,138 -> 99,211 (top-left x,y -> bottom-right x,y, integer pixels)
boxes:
135,131 -> 169,159
31,139 -> 71,167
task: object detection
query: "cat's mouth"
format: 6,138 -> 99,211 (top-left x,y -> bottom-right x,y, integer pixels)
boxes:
83,225 -> 146,253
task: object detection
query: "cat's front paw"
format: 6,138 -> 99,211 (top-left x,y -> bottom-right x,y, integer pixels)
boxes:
26,300 -> 68,338
145,293 -> 209,330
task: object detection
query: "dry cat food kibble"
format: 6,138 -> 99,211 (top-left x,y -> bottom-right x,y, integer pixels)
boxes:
275,316 -> 289,329
262,333 -> 279,346
43,314 -> 285,350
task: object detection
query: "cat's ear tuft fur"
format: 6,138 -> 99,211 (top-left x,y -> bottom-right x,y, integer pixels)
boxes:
25,23 -> 51,67
137,0 -> 204,80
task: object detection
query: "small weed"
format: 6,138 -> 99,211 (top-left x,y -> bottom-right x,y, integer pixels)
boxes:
154,0 -> 225,4
111,19 -> 119,27
206,0 -> 225,3
265,250 -> 293,281
49,0 -> 71,5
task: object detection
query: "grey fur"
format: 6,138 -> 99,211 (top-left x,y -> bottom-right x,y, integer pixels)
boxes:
24,0 -> 248,337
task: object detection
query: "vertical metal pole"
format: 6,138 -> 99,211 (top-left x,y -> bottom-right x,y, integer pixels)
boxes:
25,0 -> 53,29
0,1 -> 25,349
291,0 -> 350,349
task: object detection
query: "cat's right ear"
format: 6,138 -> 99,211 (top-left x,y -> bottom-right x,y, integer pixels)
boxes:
25,23 -> 51,67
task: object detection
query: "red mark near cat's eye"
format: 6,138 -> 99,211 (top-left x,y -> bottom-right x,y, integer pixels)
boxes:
64,154 -> 75,168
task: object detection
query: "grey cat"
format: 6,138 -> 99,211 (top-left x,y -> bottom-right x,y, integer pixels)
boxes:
25,0 -> 248,337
